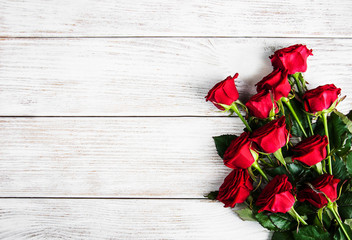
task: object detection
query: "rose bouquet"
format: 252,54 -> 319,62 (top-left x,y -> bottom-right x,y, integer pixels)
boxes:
205,45 -> 352,239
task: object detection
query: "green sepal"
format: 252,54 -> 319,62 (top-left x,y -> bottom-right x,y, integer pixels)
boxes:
204,191 -> 219,200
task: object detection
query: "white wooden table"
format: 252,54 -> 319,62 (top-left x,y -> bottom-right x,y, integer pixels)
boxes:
0,1 -> 351,239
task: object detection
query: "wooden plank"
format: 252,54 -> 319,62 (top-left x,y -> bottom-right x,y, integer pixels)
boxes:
0,199 -> 270,239
0,0 -> 351,37
0,38 -> 351,116
0,117 -> 243,197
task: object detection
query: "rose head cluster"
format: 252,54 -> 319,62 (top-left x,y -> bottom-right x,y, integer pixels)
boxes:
205,44 -> 352,239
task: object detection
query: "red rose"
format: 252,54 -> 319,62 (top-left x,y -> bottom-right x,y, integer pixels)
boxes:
205,74 -> 239,110
303,84 -> 341,113
245,90 -> 278,119
292,135 -> 328,166
297,174 -> 340,208
255,69 -> 291,101
256,175 -> 295,213
217,169 -> 253,208
249,116 -> 289,153
223,132 -> 257,169
270,44 -> 313,74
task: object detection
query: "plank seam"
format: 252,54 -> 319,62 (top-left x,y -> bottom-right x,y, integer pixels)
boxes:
0,116 -> 234,118
0,197 -> 207,200
0,36 -> 352,39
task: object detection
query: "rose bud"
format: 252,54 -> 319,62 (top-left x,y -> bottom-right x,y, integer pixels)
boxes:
223,132 -> 258,169
205,74 -> 239,110
256,175 -> 295,213
249,116 -> 289,154
255,69 -> 291,101
303,84 -> 341,113
270,44 -> 313,74
292,135 -> 328,166
297,174 -> 340,208
245,90 -> 278,119
217,169 -> 253,208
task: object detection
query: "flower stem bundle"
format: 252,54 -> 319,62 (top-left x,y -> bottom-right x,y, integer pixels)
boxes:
205,44 -> 352,239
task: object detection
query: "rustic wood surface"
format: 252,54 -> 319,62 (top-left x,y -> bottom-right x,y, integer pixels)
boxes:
0,117 -> 239,197
0,0 -> 351,239
0,199 -> 270,239
0,0 -> 351,37
0,38 -> 351,116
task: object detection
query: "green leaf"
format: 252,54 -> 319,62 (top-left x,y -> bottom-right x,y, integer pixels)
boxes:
345,152 -> 352,176
204,191 -> 218,200
283,98 -> 310,137
272,231 -> 294,240
266,163 -> 313,184
234,207 -> 256,221
212,135 -> 237,159
333,223 -> 352,240
347,110 -> 352,120
336,134 -> 352,157
329,112 -> 350,150
332,155 -> 350,181
345,219 -> 352,229
321,208 -> 333,229
295,202 -> 316,216
335,110 -> 352,134
292,225 -> 330,240
254,211 -> 296,231
338,192 -> 352,220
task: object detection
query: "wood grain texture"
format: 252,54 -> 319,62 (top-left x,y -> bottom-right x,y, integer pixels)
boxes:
0,199 -> 270,239
0,38 -> 351,116
0,117 -> 243,197
0,0 -> 351,37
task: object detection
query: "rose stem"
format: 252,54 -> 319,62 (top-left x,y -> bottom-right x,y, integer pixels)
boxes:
247,166 -> 256,181
231,102 -> 252,132
288,207 -> 308,225
291,73 -> 304,96
273,148 -> 287,168
281,97 -> 308,138
322,112 -> 332,175
306,114 -> 314,136
266,155 -> 275,165
251,161 -> 268,181
327,201 -> 351,240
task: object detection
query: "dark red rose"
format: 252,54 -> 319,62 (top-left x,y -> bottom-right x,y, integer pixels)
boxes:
223,132 -> 257,169
256,175 -> 295,213
249,116 -> 289,153
255,69 -> 291,101
292,135 -> 328,166
205,74 -> 239,110
297,174 -> 340,208
270,44 -> 313,74
303,84 -> 341,113
245,90 -> 278,119
217,169 -> 253,208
